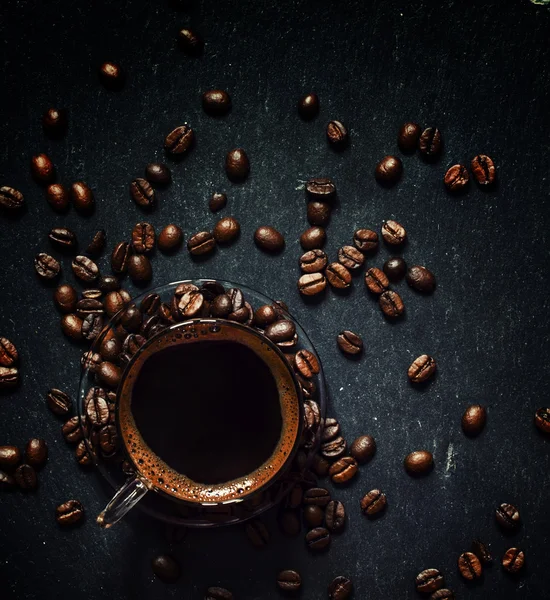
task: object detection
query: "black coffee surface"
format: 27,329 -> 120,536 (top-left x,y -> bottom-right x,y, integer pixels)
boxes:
131,340 -> 282,484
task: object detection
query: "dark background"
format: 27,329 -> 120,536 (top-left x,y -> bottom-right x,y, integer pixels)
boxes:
1,0 -> 549,598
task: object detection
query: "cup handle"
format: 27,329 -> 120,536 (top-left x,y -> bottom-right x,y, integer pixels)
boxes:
97,475 -> 151,528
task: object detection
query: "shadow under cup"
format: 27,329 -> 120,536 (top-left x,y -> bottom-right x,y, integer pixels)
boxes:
117,319 -> 303,505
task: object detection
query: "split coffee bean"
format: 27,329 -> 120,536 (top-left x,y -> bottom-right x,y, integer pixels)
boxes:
326,120 -> 348,147
254,226 -> 284,253
325,263 -> 351,289
381,220 -> 407,245
225,148 -> 250,181
300,249 -> 328,273
502,548 -> 525,573
364,267 -> 389,294
277,569 -> 301,593
202,89 -> 231,116
298,93 -> 319,120
418,127 -> 443,159
86,230 -> 106,257
0,337 -> 18,367
46,183 -> 69,212
71,182 -> 95,214
397,122 -> 421,153
209,192 -> 227,212
62,416 -> 86,443
375,155 -> 402,185
213,217 -> 240,244
360,489 -> 387,516
31,153 -> 56,183
130,178 -> 155,209
157,224 -> 183,252
321,417 -> 340,442
298,273 -> 326,296
47,388 -> 72,416
534,407 -> 550,433
471,154 -> 496,186
294,350 -> 320,379
303,487 -> 331,507
15,464 -> 38,490
337,245 -> 364,271
72,256 -> 99,283
337,330 -> 363,356
430,589 -> 454,600
85,387 -> 110,427
353,228 -> 378,252
305,527 -> 331,551
35,253 -> 60,280
383,256 -> 407,281
415,569 -> 445,594
406,265 -> 436,293
111,242 -> 132,274
151,554 -> 181,583
205,587 -> 233,600
307,201 -> 331,226
75,439 -> 95,466
56,499 -> 85,526
472,540 -> 492,564
404,450 -> 433,475
408,355 -> 436,383
329,457 -> 358,484
131,222 -> 155,254
458,552 -> 482,581
164,125 -> 194,156
25,439 -> 48,468
379,290 -> 405,318
462,405 -> 486,436
0,186 -> 25,211
48,227 -> 77,252
444,164 -> 469,192
145,162 -> 171,185
350,435 -> 376,464
325,500 -> 346,533
306,177 -> 336,201
495,503 -> 520,530
328,576 -> 353,600
321,436 -> 347,460
300,226 -> 326,250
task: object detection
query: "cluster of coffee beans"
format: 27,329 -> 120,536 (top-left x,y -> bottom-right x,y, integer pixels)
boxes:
0,336 -> 20,390
277,570 -> 352,600
0,439 -> 47,492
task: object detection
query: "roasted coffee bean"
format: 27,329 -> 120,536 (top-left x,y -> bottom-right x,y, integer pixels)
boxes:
213,217 -> 240,244
0,470 -> 16,490
0,446 -> 21,468
75,439 -> 95,466
397,122 -> 421,153
383,256 -> 407,281
61,314 -> 84,341
0,186 -> 24,211
365,267 -> 389,294
145,162 -> 171,185
99,424 -> 118,456
375,155 -> 403,185
430,589 -> 454,600
381,220 -> 407,245
253,304 -> 277,328
103,291 -> 126,317
325,263 -> 351,289
81,289 -> 103,301
205,586 -> 233,600
131,222 -> 155,254
56,500 -> 84,526
177,290 -> 205,318
246,519 -> 270,548
122,334 -> 146,358
408,355 -> 436,383
151,554 -> 181,583
177,27 -> 204,55
303,400 -> 321,434
444,164 -> 470,192
298,93 -> 319,120
535,407 -> 550,433
328,576 -> 353,600
286,484 -> 303,509
81,314 -> 103,341
265,320 -> 296,343
415,569 -> 445,593
353,228 -> 378,253
303,487 -> 331,507
187,231 -> 216,256
0,338 -> 18,367
305,527 -> 331,551
406,265 -> 436,293
25,439 -> 48,468
321,436 -> 347,460
48,227 -> 77,251
307,200 -> 331,226
299,249 -> 328,274
62,416 -> 86,443
303,504 -> 324,528
99,61 -> 124,88
200,280 -> 226,301
337,330 -> 363,356
42,107 -> 67,137
15,464 -> 38,490
254,226 -> 285,253
404,450 -> 433,475
496,503 -> 520,530
277,569 -> 301,593
81,351 -> 102,373
47,388 -> 72,416
300,226 -> 326,250
76,298 -> 104,318
140,293 -> 161,316
71,182 -> 95,213
202,89 -> 232,116
329,457 -> 358,484
471,154 -> 496,186
336,246 -> 363,271
306,177 -> 336,201
379,290 -> 405,318
98,275 -> 119,292
85,387 -> 109,427
360,489 -> 387,516
225,148 -> 250,181
472,540 -> 492,564
45,183 -> 69,212
209,192 -> 227,212
325,499 -> 346,533
502,548 -> 524,573
279,509 -> 301,537
164,124 -> 195,157
326,120 -> 348,147
130,178 -> 155,209
321,417 -> 340,442
111,242 -> 132,274
157,224 -> 183,252
298,272 -> 326,296
53,285 -> 77,313
84,230 -> 106,258
35,253 -> 60,280
128,254 -> 152,284
31,153 -> 56,183
350,435 -> 376,464
209,294 -> 232,318
458,552 -> 482,581
419,127 -> 443,159
462,405 -> 486,436
97,361 -> 122,389
294,350 -> 320,379
72,256 -> 99,283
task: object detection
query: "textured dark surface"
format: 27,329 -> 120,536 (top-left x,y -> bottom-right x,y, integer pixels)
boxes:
1,0 -> 550,598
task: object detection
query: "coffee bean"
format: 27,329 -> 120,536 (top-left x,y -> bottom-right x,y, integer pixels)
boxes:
177,27 -> 204,55
534,407 -> 550,433
60,314 -> 83,341
139,294 -> 160,316
444,164 -> 470,192
31,153 -> 56,183
145,162 -> 171,185
336,330 -> 363,356
200,281 -> 226,301
165,125 -> 195,157
77,296 -> 104,315
298,249 -> 327,275
254,226 -> 285,253
52,285 -> 76,314
404,450 -> 433,475
294,350 -> 320,379
120,304 -> 143,331
213,217 -> 240,244
375,155 -> 403,185
72,256 -> 99,283
98,275 -> 120,293
122,334 -> 147,359
305,526 -> 331,551
100,337 -> 122,361
205,586 -> 233,600
364,267 -> 389,294
47,227 -> 77,252
277,569 -> 301,593
381,220 -> 407,245
325,263 -> 351,289
177,290 -> 205,318
56,499 -> 85,526
306,177 -> 336,201
458,552 -> 482,581
187,231 -> 216,256
298,93 -> 319,120
128,254 -> 152,284
250,305 -> 274,329
471,154 -> 496,186
350,435 -> 376,464
337,245 -> 365,271
47,388 -> 72,416
326,120 -> 348,147
99,61 -> 124,89
325,500 -> 345,532
62,416 -> 86,443
99,424 -> 119,456
353,228 -> 378,253
111,242 -> 132,274
265,320 -> 296,345
461,405 -> 486,436
0,446 -> 21,468
81,351 -> 102,373
71,182 -> 95,214
430,589 -> 454,600
418,127 -> 443,159
279,509 -> 301,537
303,504 -> 324,528
408,355 -> 436,383
103,291 -> 126,318
246,519 -> 270,548
81,314 -> 103,341
35,253 -> 60,280
97,361 -> 122,389
329,457 -> 358,484
207,294 -> 231,318
25,439 -> 48,468
328,576 -> 353,600
472,539 -> 492,564
209,192 -> 227,212
321,417 -> 340,442
130,178 -> 155,209
303,487 -> 331,507
131,222 -> 155,254
307,200 -> 331,227
225,148 -> 250,181
285,484 -> 303,510
0,338 -> 18,368
383,256 -> 407,281
75,439 -> 95,466
0,186 -> 24,212
85,387 -> 110,428
415,569 -> 445,593
502,548 -> 524,573
407,265 -> 436,293
85,230 -> 106,257
321,436 -> 347,460
379,290 -> 405,318
298,272 -> 326,296
151,554 -> 181,583
42,107 -> 67,138
397,122 -> 421,153
495,503 -> 520,530
157,224 -> 183,252
202,89 -> 231,116
15,464 -> 38,490
0,470 -> 16,490
360,489 -> 387,516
